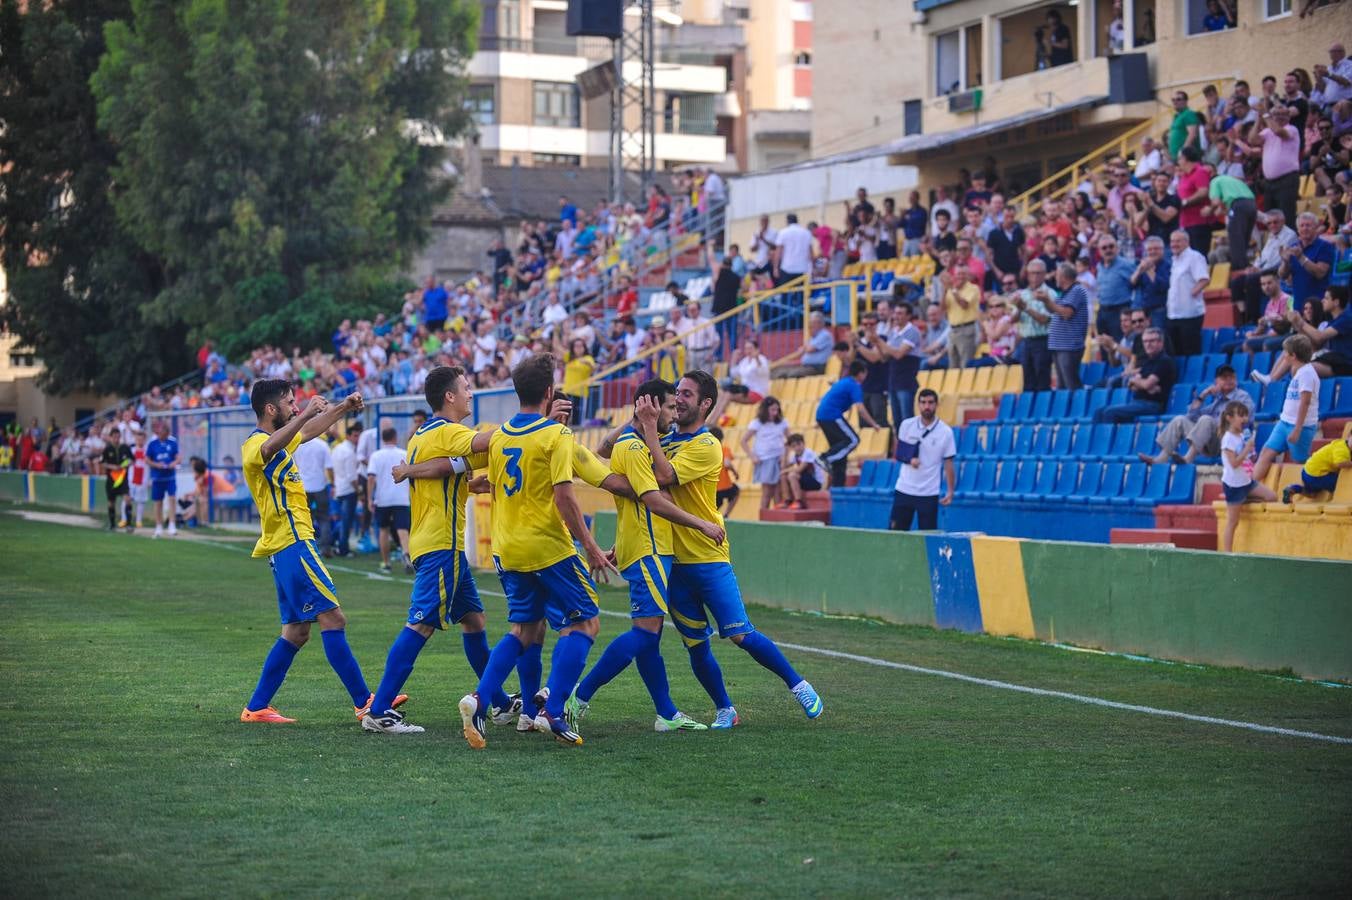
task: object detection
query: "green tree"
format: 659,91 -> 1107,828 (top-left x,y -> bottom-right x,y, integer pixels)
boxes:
92,0 -> 477,359
0,0 -> 191,396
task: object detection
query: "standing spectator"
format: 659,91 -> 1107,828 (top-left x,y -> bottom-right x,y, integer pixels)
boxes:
1096,235 -> 1137,342
985,205 -> 1026,289
708,243 -> 742,361
1094,327 -> 1176,423
1277,212 -> 1335,315
742,396 -> 791,511
1218,402 -> 1276,553
749,215 -> 778,276
1142,171 -> 1181,243
779,433 -> 828,508
877,197 -> 898,260
1235,210 -> 1295,323
1046,263 -> 1091,390
901,191 -> 928,256
941,265 -> 981,368
1140,364 -> 1253,465
1130,236 -> 1172,331
921,303 -> 951,369
146,419 -> 180,538
1166,229 -> 1211,357
1175,147 -> 1214,254
885,302 -> 924,426
331,421 -> 361,557
814,360 -> 880,486
889,388 -> 956,532
1252,334 -> 1321,486
771,213 -> 814,287
1009,265 -> 1055,391
682,299 -> 720,373
1134,135 -> 1162,182
1254,105 -> 1301,225
422,277 -> 448,332
558,194 -> 578,227
1207,173 -> 1257,271
366,426 -> 412,575
553,337 -> 596,425
1222,270 -> 1292,360
1041,9 -> 1073,68
294,434 -> 334,557
1169,90 -> 1202,160
854,312 -> 891,428
930,186 -> 960,237
707,424 -> 740,517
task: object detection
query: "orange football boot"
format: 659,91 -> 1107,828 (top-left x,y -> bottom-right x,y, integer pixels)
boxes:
240,706 -> 296,724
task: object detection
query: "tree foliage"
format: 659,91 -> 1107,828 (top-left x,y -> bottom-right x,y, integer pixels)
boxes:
0,0 -> 476,393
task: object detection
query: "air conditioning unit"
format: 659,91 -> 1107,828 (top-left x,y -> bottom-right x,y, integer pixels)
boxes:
948,89 -> 982,113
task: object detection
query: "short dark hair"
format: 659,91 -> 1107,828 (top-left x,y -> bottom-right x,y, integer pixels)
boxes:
681,369 -> 718,416
787,432 -> 805,445
896,301 -> 915,317
848,360 -> 868,378
1259,268 -> 1280,280
935,209 -> 951,220
381,427 -> 397,442
634,378 -> 674,406
424,365 -> 468,413
512,354 -> 556,407
1180,146 -> 1203,163
918,388 -> 939,403
250,379 -> 292,418
1329,285 -> 1349,310
1216,365 -> 1236,378
786,213 -> 799,224
834,341 -> 852,353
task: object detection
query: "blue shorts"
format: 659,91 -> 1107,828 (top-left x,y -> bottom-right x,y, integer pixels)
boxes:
1222,482 -> 1256,504
1263,422 -> 1317,462
622,555 -> 672,619
1301,471 -> 1339,493
495,554 -> 599,632
669,561 -> 754,646
409,549 -> 482,628
151,479 -> 176,501
269,540 -> 340,625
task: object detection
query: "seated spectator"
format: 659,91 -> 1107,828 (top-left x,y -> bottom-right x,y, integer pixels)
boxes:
772,311 -> 834,377
969,297 -> 1018,367
1219,270 -> 1292,359
1140,364 -> 1253,465
1095,308 -> 1147,388
1235,211 -> 1296,323
1256,286 -> 1352,382
1094,327 -> 1176,423
779,433 -> 828,509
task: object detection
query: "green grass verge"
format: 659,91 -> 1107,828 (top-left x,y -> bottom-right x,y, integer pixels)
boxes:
1,509 -> 1350,897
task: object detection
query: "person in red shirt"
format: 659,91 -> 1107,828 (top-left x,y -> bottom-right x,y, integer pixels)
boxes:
197,339 -> 214,370
28,447 -> 49,472
613,275 -> 639,316
1176,146 -> 1215,253
1041,198 -> 1074,256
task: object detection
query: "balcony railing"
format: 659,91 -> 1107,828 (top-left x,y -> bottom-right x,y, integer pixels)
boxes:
477,34 -> 614,59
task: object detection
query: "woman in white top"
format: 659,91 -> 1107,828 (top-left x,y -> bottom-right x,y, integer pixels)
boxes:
742,396 -> 791,510
1218,401 -> 1276,552
709,337 -> 771,425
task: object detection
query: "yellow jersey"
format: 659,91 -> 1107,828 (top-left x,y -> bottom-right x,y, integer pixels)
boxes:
610,429 -> 671,569
1305,439 -> 1351,478
660,427 -> 729,564
242,429 -> 313,558
489,413 -> 577,571
405,416 -> 478,562
562,355 -> 595,396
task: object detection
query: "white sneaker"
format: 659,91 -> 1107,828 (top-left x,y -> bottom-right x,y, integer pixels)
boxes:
655,711 -> 709,732
153,526 -> 163,539
361,709 -> 425,734
490,693 -> 523,726
516,713 -> 538,732
167,525 -> 178,537
1252,370 -> 1271,386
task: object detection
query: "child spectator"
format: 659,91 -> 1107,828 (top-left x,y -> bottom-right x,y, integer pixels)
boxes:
708,425 -> 740,517
1282,433 -> 1352,503
1252,334 -> 1321,484
779,433 -> 828,510
1219,401 -> 1277,553
742,396 -> 790,511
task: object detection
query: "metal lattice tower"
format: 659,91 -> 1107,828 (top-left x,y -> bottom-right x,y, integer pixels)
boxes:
609,0 -> 655,205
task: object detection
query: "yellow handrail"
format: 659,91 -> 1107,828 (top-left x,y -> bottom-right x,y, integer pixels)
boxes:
584,275 -> 811,386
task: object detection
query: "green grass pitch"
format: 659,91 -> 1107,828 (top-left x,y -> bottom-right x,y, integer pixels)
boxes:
2,509 -> 1350,897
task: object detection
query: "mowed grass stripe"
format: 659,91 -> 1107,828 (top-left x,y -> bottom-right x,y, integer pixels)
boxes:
3,511 -> 1351,897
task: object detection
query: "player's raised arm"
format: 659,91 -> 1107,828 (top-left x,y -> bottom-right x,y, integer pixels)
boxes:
300,393 -> 362,443
635,396 -> 676,486
639,488 -> 725,545
595,421 -> 628,460
261,395 -> 326,462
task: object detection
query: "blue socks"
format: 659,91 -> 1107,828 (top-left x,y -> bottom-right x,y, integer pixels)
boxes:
576,627 -> 647,703
247,637 -> 300,711
635,630 -> 679,720
544,632 -> 595,717
476,633 -> 524,701
737,631 -> 802,688
517,641 -> 544,718
321,629 -> 370,707
463,630 -> 513,711
686,639 -> 733,709
371,627 -> 427,716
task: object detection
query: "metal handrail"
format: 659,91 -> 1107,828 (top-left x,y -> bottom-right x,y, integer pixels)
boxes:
585,274 -> 810,386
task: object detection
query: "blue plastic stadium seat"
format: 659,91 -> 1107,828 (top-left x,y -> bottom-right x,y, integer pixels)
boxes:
1256,422 -> 1275,448
1012,391 -> 1035,420
1209,327 -> 1237,352
957,425 -> 980,455
1166,384 -> 1194,416
1011,459 -> 1038,497
1228,354 -> 1251,380
1085,388 -> 1111,420
1067,390 -> 1090,421
1019,460 -> 1059,502
1240,382 -> 1261,408
997,393 -> 1017,420
1161,464 -> 1197,504
992,424 -> 1016,456
1043,459 -> 1082,503
1255,382 -> 1286,423
1109,387 -> 1130,406
1130,423 -> 1159,459
1049,424 -> 1074,456
1029,391 -> 1053,421
1330,377 -> 1352,416
1318,378 -> 1336,416
1201,354 -> 1227,382
1009,425 -> 1035,457
1086,423 -> 1113,459
1109,463 -> 1149,507
1180,355 -> 1204,384
1102,424 -> 1137,461
1030,424 -> 1054,456
956,460 -> 980,495
976,459 -> 1020,501
1130,462 -> 1173,508
1045,390 -> 1070,422
1087,462 -> 1126,510
858,459 -> 878,487
1080,362 -> 1105,386
1066,462 -> 1104,505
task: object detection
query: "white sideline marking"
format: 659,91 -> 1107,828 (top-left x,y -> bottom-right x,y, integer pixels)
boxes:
473,586 -> 1352,746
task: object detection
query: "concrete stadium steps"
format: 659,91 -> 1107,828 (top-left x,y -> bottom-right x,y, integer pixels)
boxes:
759,490 -> 831,525
1155,504 -> 1218,533
1110,527 -> 1216,550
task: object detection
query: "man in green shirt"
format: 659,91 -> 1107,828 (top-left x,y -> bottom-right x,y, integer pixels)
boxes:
1208,173 -> 1257,270
1169,91 -> 1201,158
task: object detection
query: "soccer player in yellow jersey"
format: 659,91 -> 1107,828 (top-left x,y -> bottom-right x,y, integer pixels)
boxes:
239,380 -> 394,725
657,371 -> 823,727
566,379 -> 726,732
359,365 -> 511,734
458,354 -> 618,748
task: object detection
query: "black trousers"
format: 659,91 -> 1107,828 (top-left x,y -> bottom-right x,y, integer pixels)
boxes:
1167,315 -> 1205,358
1226,197 -> 1256,271
890,491 -> 939,531
817,417 -> 859,486
1264,171 -> 1299,227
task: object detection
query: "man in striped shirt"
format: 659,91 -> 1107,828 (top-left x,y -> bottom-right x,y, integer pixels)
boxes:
1046,263 -> 1090,390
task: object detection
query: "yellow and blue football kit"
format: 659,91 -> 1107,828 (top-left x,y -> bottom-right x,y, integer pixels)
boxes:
242,429 -> 338,625
611,428 -> 673,619
404,416 -> 481,628
489,413 -> 599,631
660,428 -> 752,643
